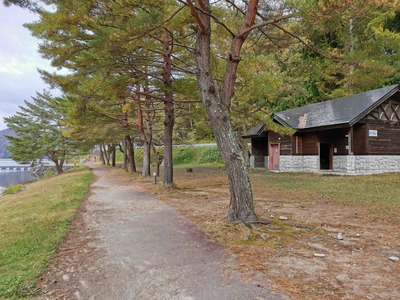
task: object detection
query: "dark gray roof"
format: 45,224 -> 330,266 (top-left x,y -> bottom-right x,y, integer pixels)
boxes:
273,84 -> 399,130
242,123 -> 266,138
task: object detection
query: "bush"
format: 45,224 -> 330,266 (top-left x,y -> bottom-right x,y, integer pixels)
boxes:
1,184 -> 25,196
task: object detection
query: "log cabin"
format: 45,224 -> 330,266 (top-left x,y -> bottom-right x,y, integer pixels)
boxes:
243,84 -> 400,174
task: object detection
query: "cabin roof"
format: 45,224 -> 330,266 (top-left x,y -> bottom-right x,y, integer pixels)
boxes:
242,123 -> 266,138
273,84 -> 399,130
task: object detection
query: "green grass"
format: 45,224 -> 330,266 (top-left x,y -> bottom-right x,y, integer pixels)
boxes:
0,167 -> 93,299
1,184 -> 25,196
173,146 -> 222,165
115,145 -> 223,167
251,171 -> 400,221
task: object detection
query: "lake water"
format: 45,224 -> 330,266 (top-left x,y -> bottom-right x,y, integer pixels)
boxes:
0,159 -> 33,193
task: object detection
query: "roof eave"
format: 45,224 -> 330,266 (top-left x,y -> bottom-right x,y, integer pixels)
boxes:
241,123 -> 267,138
349,84 -> 399,127
272,114 -> 292,128
274,113 -> 351,132
296,122 -> 351,132
242,133 -> 267,138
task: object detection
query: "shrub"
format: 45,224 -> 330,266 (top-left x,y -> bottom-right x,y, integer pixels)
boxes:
1,184 -> 25,196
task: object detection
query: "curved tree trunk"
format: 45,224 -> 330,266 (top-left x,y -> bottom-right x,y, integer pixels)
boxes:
189,0 -> 258,222
203,95 -> 256,221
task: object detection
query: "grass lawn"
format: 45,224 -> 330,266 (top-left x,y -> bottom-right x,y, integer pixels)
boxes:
0,167 -> 93,299
251,170 -> 400,221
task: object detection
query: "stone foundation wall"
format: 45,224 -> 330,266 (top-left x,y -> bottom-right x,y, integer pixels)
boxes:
332,156 -> 355,174
250,155 -> 255,168
333,155 -> 400,174
280,156 -> 319,172
249,156 -> 268,168
251,154 -> 400,174
353,156 -> 400,174
282,155 -> 400,174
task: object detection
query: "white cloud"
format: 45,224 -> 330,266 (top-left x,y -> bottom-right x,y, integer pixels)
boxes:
0,4 -> 57,130
0,55 -> 39,75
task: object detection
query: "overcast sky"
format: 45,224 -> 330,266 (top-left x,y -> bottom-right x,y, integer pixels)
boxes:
0,4 -> 56,130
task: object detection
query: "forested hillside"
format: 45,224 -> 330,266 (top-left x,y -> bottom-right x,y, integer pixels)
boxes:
0,129 -> 14,159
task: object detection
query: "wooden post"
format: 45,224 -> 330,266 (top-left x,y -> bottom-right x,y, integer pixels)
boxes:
348,127 -> 353,155
153,172 -> 157,184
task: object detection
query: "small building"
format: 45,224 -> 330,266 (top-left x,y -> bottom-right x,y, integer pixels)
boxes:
243,84 -> 400,174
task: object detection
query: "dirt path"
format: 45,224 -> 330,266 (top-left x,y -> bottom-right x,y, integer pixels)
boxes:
37,165 -> 287,300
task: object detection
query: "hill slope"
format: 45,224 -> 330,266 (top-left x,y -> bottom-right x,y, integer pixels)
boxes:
0,129 -> 15,159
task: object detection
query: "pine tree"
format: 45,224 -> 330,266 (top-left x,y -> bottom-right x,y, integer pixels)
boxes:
4,92 -> 76,174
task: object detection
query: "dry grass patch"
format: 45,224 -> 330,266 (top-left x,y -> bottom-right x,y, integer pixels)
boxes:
135,166 -> 400,300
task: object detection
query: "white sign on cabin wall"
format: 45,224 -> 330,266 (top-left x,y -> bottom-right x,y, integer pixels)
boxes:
369,130 -> 378,137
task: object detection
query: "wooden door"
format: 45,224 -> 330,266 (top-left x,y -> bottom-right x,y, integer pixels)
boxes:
269,143 -> 280,171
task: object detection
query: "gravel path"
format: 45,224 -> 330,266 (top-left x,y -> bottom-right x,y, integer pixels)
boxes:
38,165 -> 287,300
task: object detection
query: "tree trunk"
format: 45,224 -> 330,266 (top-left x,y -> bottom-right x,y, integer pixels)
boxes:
122,140 -> 128,171
53,159 -> 63,175
189,0 -> 258,222
143,87 -> 153,177
156,152 -> 163,177
111,144 -> 116,167
142,141 -> 151,176
125,135 -> 136,173
101,143 -> 109,165
103,147 -> 109,165
162,29 -> 174,186
136,83 -> 153,177
99,144 -> 106,165
205,98 -> 256,222
105,144 -> 111,165
163,100 -> 174,186
57,160 -> 64,174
